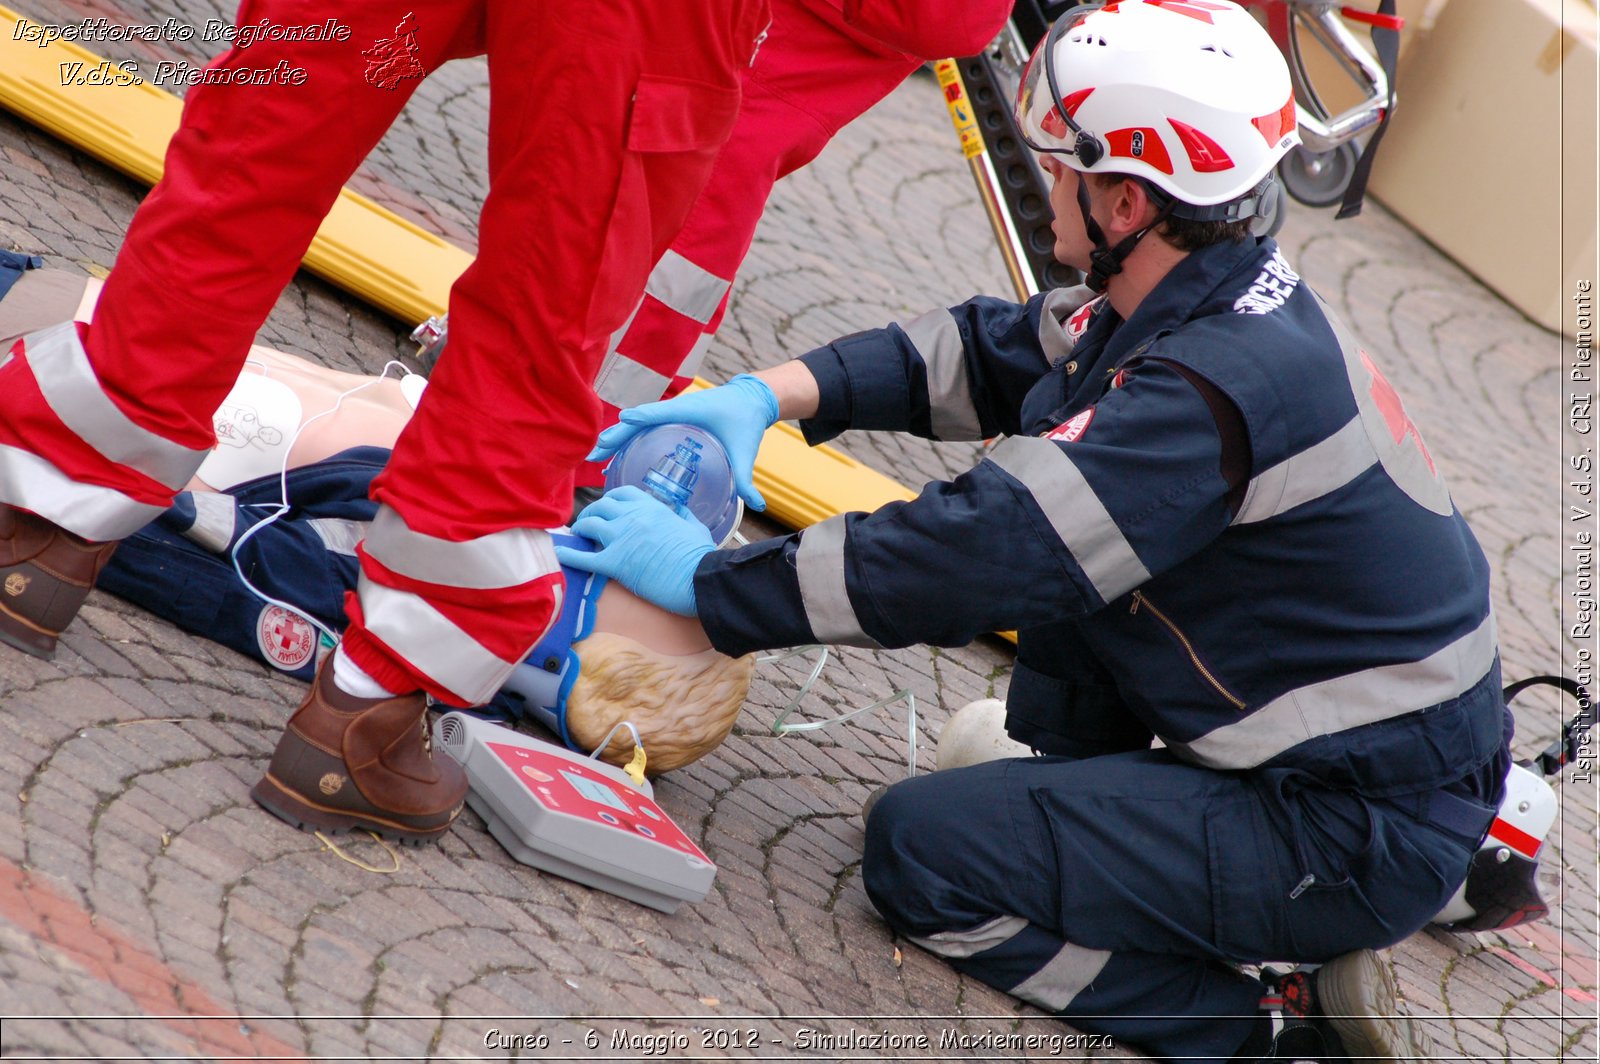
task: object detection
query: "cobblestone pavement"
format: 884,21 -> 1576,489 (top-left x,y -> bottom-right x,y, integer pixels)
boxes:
1,2 -> 1596,1061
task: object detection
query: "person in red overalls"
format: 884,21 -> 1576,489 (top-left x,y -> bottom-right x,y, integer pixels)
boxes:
576,0 -> 1013,497
0,0 -> 768,842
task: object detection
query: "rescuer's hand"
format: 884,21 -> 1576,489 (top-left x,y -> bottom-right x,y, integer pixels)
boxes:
558,486 -> 715,617
588,374 -> 779,512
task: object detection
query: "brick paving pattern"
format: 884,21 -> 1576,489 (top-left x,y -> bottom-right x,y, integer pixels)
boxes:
0,1 -> 1594,1060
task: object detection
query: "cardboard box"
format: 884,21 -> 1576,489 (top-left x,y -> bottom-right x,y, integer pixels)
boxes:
1369,0 -> 1597,337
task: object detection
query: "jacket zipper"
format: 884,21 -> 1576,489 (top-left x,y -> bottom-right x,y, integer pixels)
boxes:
1129,591 -> 1247,711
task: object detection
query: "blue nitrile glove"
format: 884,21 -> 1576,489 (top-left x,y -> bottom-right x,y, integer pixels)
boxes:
557,486 -> 715,616
588,374 -> 779,511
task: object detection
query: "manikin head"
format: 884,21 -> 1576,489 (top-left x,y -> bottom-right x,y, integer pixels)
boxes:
503,533 -> 754,777
565,623 -> 754,776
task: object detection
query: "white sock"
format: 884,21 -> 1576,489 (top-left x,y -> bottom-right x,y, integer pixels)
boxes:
331,645 -> 397,699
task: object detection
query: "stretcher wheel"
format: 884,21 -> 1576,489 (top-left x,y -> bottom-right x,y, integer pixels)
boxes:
1277,142 -> 1359,208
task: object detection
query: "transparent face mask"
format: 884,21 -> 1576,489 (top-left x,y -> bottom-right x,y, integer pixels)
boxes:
1014,4 -> 1106,167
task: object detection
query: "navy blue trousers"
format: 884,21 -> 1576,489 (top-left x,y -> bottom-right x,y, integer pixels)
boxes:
863,749 -> 1493,1063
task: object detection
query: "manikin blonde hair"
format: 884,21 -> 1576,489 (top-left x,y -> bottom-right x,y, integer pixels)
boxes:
563,631 -> 754,775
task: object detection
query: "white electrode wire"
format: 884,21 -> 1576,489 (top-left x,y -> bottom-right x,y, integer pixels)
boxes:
759,644 -> 919,777
229,360 -> 414,642
758,643 -> 830,728
589,719 -> 644,761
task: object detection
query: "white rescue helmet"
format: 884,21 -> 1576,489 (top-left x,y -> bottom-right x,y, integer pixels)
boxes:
1432,761 -> 1561,932
1016,0 -> 1300,219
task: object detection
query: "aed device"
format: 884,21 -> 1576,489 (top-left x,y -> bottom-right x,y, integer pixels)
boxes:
433,712 -> 716,913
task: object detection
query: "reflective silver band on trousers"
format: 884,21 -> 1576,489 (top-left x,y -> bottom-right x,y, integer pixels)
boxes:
24,321 -> 208,491
594,334 -> 717,411
356,573 -> 554,705
1012,939 -> 1113,1012
795,514 -> 882,647
987,435 -> 1151,605
677,332 -> 715,381
1170,612 -> 1499,770
910,915 -> 1111,1011
594,350 -> 672,410
902,307 -> 983,442
646,249 -> 730,325
362,506 -> 559,590
593,248 -> 731,409
908,915 -> 1030,959
182,491 -> 238,554
0,443 -> 165,541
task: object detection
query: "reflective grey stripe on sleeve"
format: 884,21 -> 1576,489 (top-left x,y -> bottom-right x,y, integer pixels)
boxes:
1010,940 -> 1113,1011
363,506 -> 559,590
645,249 -> 730,325
593,350 -> 673,409
988,436 -> 1151,605
356,573 -> 551,705
908,915 -> 1027,959
903,307 -> 983,442
795,514 -> 882,647
0,443 -> 165,541
1233,415 -> 1377,525
1171,612 -> 1499,770
182,492 -> 238,554
24,321 -> 207,491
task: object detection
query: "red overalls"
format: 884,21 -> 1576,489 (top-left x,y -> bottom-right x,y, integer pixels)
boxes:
578,0 -> 1013,487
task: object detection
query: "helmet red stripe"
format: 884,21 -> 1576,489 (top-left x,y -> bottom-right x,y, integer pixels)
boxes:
1062,87 -> 1094,119
1167,117 -> 1235,172
1105,127 -> 1175,174
1252,93 -> 1298,145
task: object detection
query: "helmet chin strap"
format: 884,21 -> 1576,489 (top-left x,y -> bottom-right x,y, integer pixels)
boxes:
1077,177 -> 1176,293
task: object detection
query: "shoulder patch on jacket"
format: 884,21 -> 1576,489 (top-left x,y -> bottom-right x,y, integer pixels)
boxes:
1067,296 -> 1103,343
1046,406 -> 1095,443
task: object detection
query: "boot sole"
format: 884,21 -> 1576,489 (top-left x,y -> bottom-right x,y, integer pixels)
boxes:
0,601 -> 57,660
251,772 -> 458,847
1318,949 -> 1435,1063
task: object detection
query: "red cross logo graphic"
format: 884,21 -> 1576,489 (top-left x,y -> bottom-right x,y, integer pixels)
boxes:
1361,351 -> 1435,476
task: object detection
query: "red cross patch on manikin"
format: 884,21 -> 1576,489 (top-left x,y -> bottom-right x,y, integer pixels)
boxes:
256,604 -> 316,671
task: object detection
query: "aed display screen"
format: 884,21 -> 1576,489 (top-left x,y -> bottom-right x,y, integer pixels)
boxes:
562,769 -> 630,812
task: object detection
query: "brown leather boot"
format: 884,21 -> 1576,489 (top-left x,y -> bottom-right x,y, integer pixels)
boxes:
251,659 -> 468,845
0,505 -> 119,660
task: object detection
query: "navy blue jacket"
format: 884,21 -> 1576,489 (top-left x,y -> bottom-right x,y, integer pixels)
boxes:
695,237 -> 1505,795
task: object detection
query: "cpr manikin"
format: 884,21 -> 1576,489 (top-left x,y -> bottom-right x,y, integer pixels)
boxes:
2,269 -> 752,775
